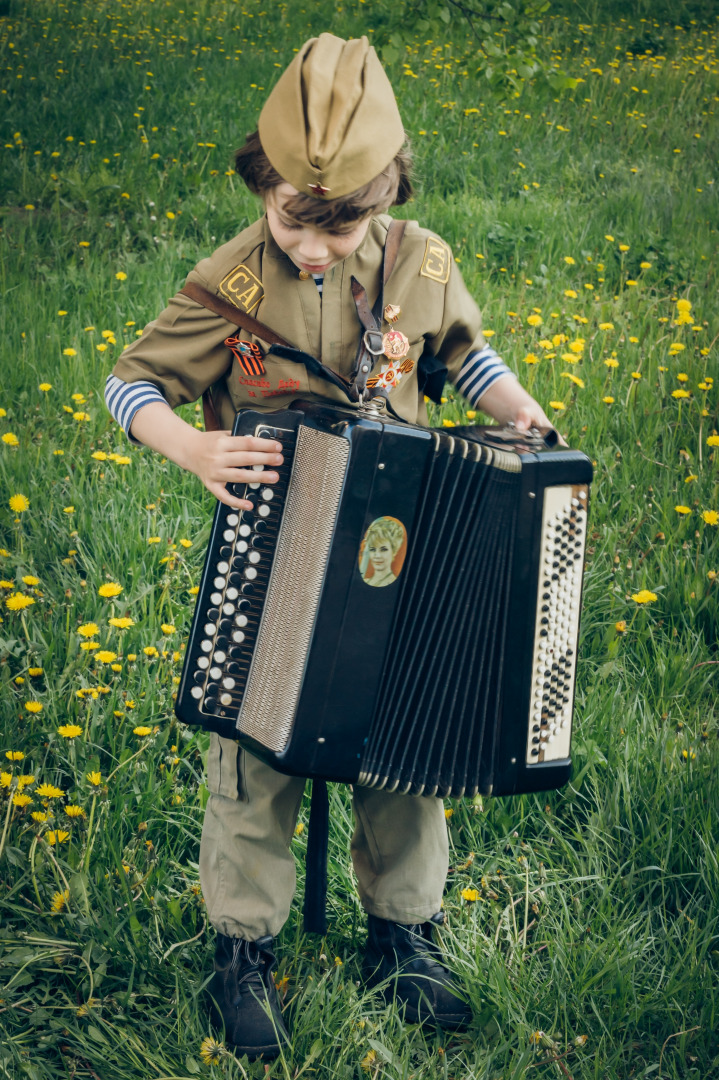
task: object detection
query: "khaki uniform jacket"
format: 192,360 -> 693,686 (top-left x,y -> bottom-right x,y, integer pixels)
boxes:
112,214 -> 488,428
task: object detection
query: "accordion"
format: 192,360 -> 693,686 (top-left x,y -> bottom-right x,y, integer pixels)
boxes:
176,401 -> 592,798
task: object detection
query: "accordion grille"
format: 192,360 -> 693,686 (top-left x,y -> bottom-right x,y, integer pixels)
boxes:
237,425 -> 349,751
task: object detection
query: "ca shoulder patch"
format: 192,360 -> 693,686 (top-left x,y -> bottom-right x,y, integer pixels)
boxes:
419,237 -> 451,284
218,263 -> 264,313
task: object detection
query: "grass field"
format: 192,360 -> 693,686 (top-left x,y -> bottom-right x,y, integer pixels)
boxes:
1,0 -> 718,1077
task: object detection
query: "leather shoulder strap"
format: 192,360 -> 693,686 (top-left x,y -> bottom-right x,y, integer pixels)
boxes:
383,219 -> 407,285
179,281 -> 294,349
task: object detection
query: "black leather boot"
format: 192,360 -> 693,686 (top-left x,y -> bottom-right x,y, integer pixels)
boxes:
363,914 -> 472,1030
208,933 -> 289,1060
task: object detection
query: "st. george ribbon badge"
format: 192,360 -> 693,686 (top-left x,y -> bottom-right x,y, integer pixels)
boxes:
225,335 -> 266,376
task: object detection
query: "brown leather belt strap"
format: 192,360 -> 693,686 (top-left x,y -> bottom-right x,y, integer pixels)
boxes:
179,281 -> 294,349
382,219 -> 407,286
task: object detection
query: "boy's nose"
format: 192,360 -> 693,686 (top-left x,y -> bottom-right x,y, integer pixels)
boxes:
298,230 -> 329,262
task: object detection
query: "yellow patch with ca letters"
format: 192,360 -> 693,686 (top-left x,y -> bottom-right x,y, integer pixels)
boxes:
219,263 -> 264,313
420,237 -> 451,284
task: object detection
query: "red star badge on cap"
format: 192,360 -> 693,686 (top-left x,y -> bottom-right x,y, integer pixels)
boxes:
307,181 -> 331,197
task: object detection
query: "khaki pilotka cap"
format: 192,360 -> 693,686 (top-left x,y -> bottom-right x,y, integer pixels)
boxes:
257,33 -> 405,201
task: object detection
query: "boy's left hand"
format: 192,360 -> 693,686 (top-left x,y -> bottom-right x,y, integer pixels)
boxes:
514,404 -> 568,447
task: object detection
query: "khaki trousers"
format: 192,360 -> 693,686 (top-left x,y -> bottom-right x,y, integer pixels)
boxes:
199,734 -> 449,941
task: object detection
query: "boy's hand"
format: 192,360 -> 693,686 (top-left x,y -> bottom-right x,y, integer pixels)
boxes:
514,404 -> 568,447
477,378 -> 567,447
190,431 -> 284,510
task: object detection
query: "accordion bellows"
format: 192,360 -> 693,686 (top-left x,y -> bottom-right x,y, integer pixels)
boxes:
176,402 -> 592,798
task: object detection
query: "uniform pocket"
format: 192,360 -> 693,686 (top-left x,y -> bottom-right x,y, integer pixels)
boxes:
206,733 -> 247,801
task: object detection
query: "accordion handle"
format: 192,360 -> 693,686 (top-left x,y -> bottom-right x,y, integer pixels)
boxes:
481,422 -> 559,449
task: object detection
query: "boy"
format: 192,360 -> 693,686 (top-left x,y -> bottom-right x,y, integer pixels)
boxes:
106,34 -> 555,1061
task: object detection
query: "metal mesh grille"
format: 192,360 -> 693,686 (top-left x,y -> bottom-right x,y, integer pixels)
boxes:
237,425 -> 350,751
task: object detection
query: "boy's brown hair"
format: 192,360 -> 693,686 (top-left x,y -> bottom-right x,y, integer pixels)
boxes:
234,131 -> 413,230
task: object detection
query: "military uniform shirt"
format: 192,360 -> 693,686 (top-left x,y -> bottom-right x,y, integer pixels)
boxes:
109,214 -> 514,433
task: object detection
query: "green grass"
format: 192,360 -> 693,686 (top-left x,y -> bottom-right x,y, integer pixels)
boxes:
1,0 -> 718,1077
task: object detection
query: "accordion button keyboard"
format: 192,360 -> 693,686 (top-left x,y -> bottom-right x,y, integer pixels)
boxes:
184,422 -> 298,722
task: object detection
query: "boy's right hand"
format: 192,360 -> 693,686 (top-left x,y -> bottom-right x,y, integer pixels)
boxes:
189,431 -> 284,510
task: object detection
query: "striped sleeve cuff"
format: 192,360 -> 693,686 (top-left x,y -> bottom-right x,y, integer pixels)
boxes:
453,345 -> 515,407
105,375 -> 168,443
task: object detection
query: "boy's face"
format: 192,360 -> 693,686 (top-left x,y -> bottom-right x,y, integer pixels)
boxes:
265,183 -> 371,275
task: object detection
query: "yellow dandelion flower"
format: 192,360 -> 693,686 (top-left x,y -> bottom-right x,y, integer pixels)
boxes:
527,313 -> 542,326
78,623 -> 99,637
39,383 -> 52,391
147,536 -> 161,544
160,624 -> 176,634
466,410 -> 476,420
115,271 -> 128,281
702,511 -> 718,526
0,580 -> 13,588
63,348 -> 77,357
94,650 -> 117,663
9,494 -> 29,512
706,435 -> 719,447
36,783 -> 64,798
24,702 -> 43,714
133,726 -> 152,737
672,389 -> 690,399
563,256 -> 575,265
461,887 -> 480,902
98,583 -> 122,598
5,750 -> 24,761
523,352 -> 540,365
6,594 -> 35,611
79,641 -> 99,651
51,890 -> 70,913
631,372 -> 642,380
178,538 -> 192,548
45,830 -> 70,846
602,396 -> 615,404
65,805 -> 86,818
604,235 -> 614,242
549,401 -> 566,411
109,616 -> 134,629
11,792 -> 32,808
2,433 -> 19,446
22,576 -> 39,586
17,775 -> 35,789
564,289 -> 577,299
31,810 -> 49,822
630,590 -> 657,604
361,1050 -> 378,1072
143,646 -> 158,657
675,505 -> 691,515
618,244 -> 630,252
87,771 -> 102,786
58,724 -> 83,739
615,620 -> 627,633
199,1038 -> 224,1066
676,299 -> 692,313
91,451 -> 108,461
0,772 -> 12,787
605,358 -> 619,369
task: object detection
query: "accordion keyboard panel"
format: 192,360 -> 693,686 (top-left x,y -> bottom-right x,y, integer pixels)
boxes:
184,423 -> 299,727
526,484 -> 588,764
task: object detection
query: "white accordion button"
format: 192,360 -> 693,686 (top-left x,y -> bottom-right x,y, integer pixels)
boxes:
191,686 -> 203,700
197,656 -> 210,670
226,514 -> 239,526
239,524 -> 251,537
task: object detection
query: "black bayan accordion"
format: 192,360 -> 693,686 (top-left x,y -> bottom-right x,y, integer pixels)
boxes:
176,401 -> 592,798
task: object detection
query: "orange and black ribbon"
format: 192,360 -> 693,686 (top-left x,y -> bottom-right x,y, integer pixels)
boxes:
225,334 -> 266,376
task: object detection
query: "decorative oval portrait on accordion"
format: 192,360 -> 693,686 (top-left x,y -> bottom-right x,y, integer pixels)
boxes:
358,517 -> 408,588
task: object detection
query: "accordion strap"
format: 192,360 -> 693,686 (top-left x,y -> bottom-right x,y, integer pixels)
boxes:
303,779 -> 329,935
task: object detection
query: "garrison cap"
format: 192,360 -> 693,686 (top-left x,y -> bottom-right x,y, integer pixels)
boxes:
258,33 -> 405,201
